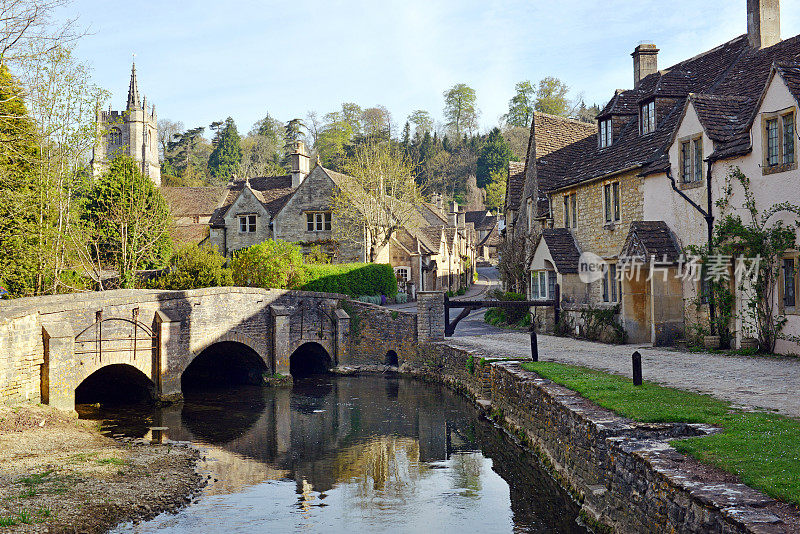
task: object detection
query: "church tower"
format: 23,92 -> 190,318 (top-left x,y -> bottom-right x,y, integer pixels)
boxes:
92,62 -> 161,186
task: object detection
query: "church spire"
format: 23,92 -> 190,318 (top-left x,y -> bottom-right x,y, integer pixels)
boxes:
126,61 -> 141,110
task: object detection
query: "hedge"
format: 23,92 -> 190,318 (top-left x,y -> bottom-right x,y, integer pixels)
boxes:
301,263 -> 397,297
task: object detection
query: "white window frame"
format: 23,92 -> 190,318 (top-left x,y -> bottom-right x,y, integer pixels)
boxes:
603,182 -> 620,224
599,119 -> 612,148
640,101 -> 656,134
530,270 -> 556,300
395,266 -> 410,283
238,214 -> 256,233
306,211 -> 332,232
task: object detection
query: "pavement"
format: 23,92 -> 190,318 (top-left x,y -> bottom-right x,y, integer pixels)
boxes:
385,266 -> 800,418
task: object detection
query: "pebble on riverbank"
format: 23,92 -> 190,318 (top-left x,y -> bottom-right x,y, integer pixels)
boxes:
0,404 -> 203,533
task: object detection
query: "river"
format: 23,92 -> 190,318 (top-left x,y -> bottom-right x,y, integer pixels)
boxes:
78,375 -> 587,533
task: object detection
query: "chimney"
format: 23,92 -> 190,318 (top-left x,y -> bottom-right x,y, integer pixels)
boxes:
632,43 -> 659,88
290,140 -> 311,188
748,0 -> 780,49
449,201 -> 459,226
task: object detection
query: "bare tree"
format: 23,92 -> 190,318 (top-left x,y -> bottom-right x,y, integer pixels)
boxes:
157,118 -> 183,159
331,141 -> 422,262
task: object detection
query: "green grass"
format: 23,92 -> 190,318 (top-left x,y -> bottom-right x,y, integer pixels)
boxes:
95,457 -> 125,466
520,361 -> 800,506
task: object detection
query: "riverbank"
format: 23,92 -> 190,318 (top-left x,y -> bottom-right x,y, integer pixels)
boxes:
392,343 -> 800,533
0,405 -> 202,533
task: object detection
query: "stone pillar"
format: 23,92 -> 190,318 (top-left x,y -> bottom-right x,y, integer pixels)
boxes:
417,291 -> 445,341
155,311 -> 182,398
271,305 -> 292,375
334,308 -> 350,366
41,322 -> 75,410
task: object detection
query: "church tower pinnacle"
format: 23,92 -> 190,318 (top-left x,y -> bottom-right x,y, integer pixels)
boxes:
126,61 -> 141,110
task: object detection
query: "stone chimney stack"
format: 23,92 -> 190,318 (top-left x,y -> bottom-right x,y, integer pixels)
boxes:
449,201 -> 459,227
748,0 -> 780,50
632,43 -> 659,88
290,140 -> 311,188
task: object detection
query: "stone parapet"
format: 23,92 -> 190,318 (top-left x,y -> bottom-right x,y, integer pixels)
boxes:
416,291 -> 445,341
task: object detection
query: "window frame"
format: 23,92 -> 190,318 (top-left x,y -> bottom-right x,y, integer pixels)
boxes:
762,108 -> 797,175
603,181 -> 621,224
394,266 -> 410,283
563,192 -> 577,229
602,263 -> 621,303
599,119 -> 612,148
679,134 -> 704,184
238,214 -> 256,233
530,270 -> 555,300
306,211 -> 332,232
640,101 -> 656,134
782,256 -> 797,311
109,128 -> 122,145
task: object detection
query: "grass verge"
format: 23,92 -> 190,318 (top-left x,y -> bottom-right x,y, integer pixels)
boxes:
520,361 -> 800,507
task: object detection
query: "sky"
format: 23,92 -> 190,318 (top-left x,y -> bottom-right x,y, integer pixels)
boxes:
56,0 -> 800,139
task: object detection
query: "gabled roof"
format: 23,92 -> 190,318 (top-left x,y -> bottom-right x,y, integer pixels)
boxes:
209,176 -> 294,228
170,224 -> 209,246
161,186 -> 227,217
506,161 -> 526,211
541,228 -> 581,274
463,210 -> 496,231
620,221 -> 682,263
418,226 -> 444,254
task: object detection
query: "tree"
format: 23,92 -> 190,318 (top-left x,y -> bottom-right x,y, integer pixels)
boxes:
443,83 -> 478,137
332,140 -> 422,262
502,126 -> 530,160
572,100 -> 601,123
476,127 -> 514,188
408,109 -> 433,137
229,239 -> 306,289
82,155 -> 172,289
361,105 -> 392,140
316,111 -> 354,169
535,76 -> 570,116
148,244 -> 232,290
504,81 -> 535,127
157,119 -> 184,159
484,171 -> 506,213
208,117 -> 242,182
164,126 -> 210,185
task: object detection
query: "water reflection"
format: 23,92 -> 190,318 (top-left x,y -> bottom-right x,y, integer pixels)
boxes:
79,376 -> 587,533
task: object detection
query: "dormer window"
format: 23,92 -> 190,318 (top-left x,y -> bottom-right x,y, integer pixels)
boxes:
640,101 -> 656,134
599,119 -> 612,148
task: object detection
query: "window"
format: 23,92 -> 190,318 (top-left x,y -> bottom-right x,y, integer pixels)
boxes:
783,258 -> 796,308
306,211 -> 332,232
602,264 -> 621,303
680,136 -> 703,183
238,214 -> 256,233
599,119 -> 612,148
531,270 -> 556,300
526,199 -> 534,231
764,111 -> 796,172
641,101 -> 656,134
109,128 -> 121,144
603,182 -> 620,224
395,267 -> 410,283
563,193 -> 577,229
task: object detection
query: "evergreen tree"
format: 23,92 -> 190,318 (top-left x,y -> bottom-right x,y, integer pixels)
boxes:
401,121 -> 411,152
208,117 -> 242,182
476,127 -> 514,188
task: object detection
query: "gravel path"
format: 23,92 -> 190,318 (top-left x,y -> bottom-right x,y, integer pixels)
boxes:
446,332 -> 800,419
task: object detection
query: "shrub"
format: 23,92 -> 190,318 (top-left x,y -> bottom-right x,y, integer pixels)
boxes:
497,291 -> 527,324
230,240 -> 306,289
147,244 -> 232,290
301,263 -> 397,297
456,286 -> 466,296
395,293 -> 408,304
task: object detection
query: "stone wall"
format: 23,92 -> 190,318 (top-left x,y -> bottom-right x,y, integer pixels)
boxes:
402,342 -> 791,534
220,188 -> 271,254
342,300 -> 416,367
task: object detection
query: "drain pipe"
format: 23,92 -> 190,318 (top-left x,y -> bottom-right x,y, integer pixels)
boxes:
666,162 -> 716,334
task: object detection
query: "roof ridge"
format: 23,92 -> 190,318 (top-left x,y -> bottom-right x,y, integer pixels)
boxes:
534,110 -> 595,128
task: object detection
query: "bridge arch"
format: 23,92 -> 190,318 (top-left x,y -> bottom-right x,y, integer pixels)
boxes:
182,340 -> 268,392
289,342 -> 332,378
75,364 -> 156,405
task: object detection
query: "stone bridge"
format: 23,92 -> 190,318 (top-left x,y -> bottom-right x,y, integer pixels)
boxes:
0,288 -> 361,409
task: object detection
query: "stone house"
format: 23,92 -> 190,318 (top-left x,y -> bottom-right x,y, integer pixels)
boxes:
464,209 -> 498,262
163,141 -> 474,297
515,0 -> 800,349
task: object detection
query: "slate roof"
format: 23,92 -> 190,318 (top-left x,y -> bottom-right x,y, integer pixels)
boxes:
541,228 -> 581,274
418,226 -> 444,253
209,176 -> 294,228
464,210 -> 497,231
620,221 -> 682,263
170,224 -> 209,246
161,187 -> 226,217
506,161 -> 526,211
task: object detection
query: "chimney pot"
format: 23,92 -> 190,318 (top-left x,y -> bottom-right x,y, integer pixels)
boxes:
748,0 -> 781,49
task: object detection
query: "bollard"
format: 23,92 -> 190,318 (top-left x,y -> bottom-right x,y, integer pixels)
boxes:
632,351 -> 642,386
530,325 -> 539,362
